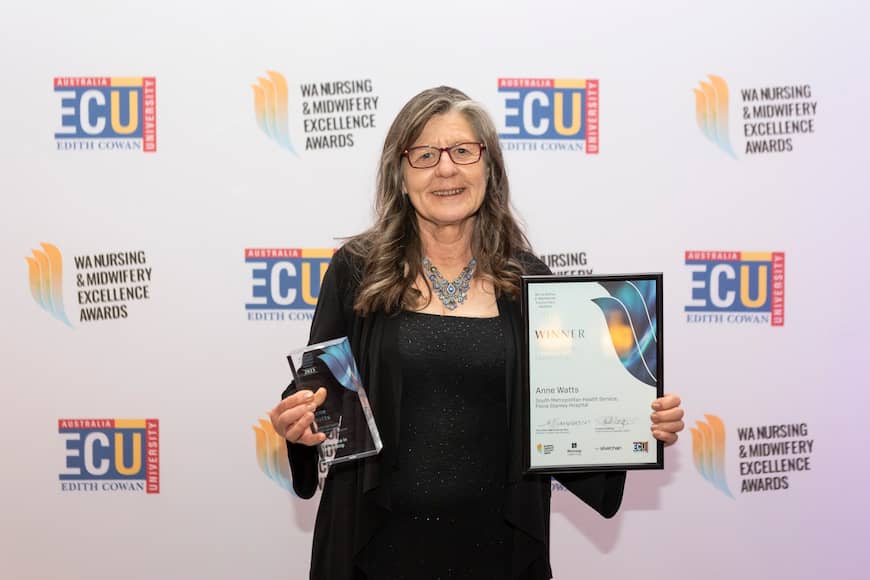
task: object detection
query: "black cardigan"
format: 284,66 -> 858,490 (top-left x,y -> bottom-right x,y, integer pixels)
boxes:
284,247 -> 626,580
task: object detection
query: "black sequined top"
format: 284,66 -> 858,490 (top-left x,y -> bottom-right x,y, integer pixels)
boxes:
284,247 -> 627,580
364,311 -> 511,579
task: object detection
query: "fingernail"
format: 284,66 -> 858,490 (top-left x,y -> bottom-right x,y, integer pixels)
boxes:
307,403 -> 316,411
302,391 -> 313,399
650,424 -> 658,432
652,401 -> 661,410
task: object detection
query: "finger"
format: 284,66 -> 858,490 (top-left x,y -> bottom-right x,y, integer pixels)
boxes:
296,430 -> 328,446
651,420 -> 685,435
285,411 -> 317,443
273,389 -> 317,417
651,407 -> 684,423
652,393 -> 682,411
274,401 -> 316,435
653,430 -> 679,446
312,387 -> 327,408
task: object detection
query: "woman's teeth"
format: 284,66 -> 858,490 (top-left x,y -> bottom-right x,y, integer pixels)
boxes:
432,188 -> 463,197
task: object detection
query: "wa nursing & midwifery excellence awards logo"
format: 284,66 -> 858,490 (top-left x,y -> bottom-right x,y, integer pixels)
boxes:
252,71 -> 379,153
692,414 -> 814,497
26,243 -> 154,325
693,74 -> 818,157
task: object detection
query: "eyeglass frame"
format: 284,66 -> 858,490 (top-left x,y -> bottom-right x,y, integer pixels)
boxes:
402,142 -> 487,169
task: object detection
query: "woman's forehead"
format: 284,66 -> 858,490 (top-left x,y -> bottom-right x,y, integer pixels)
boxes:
412,111 -> 477,145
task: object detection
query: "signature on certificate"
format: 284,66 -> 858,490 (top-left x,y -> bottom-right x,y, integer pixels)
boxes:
595,415 -> 640,427
537,417 -> 592,428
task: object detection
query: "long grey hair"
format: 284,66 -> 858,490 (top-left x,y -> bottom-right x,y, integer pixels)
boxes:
345,86 -> 532,315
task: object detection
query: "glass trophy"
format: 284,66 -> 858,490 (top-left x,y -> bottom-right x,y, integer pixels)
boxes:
287,337 -> 382,466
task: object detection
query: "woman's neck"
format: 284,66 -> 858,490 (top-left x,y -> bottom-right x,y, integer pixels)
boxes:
417,218 -> 475,276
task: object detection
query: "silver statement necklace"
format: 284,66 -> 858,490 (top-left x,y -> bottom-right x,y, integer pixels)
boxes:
423,257 -> 477,311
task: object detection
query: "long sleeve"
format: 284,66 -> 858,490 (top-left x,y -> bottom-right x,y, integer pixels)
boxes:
554,471 -> 626,518
283,248 -> 357,499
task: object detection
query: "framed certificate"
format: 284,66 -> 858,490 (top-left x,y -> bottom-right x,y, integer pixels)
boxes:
522,274 -> 663,473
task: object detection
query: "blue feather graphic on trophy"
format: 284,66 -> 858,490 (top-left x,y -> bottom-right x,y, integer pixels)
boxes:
591,280 -> 657,387
318,339 -> 361,392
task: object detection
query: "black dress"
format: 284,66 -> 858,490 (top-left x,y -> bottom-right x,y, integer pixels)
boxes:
284,247 -> 627,580
363,311 -> 512,579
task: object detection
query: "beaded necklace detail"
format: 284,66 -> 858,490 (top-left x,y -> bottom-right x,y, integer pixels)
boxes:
423,257 -> 477,311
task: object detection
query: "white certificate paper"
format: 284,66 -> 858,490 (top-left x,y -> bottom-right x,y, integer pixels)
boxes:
523,274 -> 663,473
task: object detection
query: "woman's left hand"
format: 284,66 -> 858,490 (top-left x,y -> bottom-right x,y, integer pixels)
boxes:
651,394 -> 685,446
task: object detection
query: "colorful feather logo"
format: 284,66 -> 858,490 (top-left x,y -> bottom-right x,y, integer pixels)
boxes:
252,418 -> 293,492
691,414 -> 734,498
591,280 -> 657,387
317,339 -> 361,392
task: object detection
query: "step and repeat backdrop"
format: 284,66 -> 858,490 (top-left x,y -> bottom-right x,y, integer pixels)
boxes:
2,1 -> 868,579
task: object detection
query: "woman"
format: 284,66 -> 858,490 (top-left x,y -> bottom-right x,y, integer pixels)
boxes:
270,86 -> 684,579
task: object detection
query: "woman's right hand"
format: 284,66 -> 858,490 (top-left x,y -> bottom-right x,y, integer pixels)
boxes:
269,387 -> 328,446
